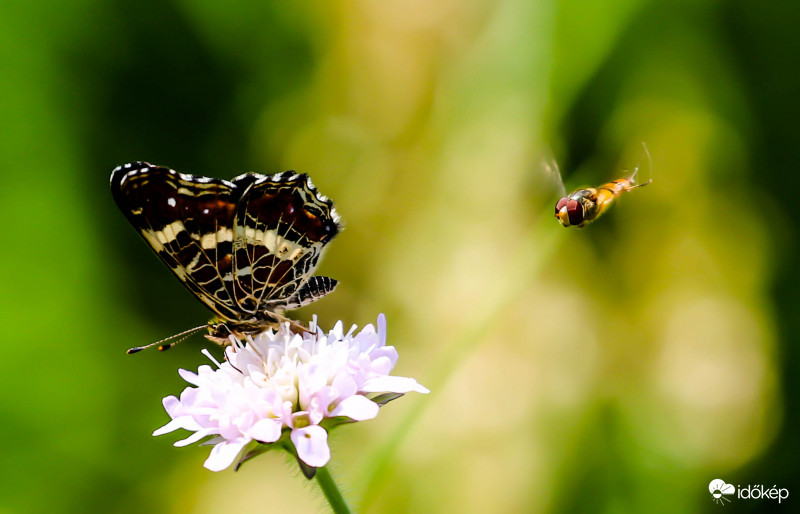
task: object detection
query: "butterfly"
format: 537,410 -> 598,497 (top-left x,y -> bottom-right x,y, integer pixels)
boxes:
110,162 -> 341,352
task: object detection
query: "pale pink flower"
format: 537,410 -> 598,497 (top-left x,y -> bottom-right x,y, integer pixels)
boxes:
154,315 -> 428,471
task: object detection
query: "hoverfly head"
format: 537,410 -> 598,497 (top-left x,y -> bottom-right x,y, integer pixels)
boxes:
555,197 -> 585,227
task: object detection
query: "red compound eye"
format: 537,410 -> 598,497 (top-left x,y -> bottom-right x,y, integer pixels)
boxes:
555,197 -> 569,215
566,200 -> 584,225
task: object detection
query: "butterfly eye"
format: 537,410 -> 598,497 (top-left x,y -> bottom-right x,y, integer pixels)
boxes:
320,221 -> 338,242
566,199 -> 584,225
555,197 -> 569,215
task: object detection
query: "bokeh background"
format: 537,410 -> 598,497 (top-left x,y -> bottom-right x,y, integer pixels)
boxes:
1,0 -> 797,512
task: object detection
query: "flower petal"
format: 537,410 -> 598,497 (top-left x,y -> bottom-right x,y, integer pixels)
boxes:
203,437 -> 250,472
178,368 -> 200,385
361,376 -> 429,394
247,418 -> 282,443
162,395 -> 181,416
174,427 -> 215,447
369,355 -> 395,375
153,314 -> 426,472
377,313 -> 387,346
331,373 -> 357,399
152,415 -> 201,436
331,395 -> 379,421
291,425 -> 330,468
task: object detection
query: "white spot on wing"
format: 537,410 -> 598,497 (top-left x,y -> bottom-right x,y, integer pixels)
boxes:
142,230 -> 165,252
186,251 -> 202,271
217,228 -> 233,242
162,224 -> 175,242
154,221 -> 187,245
200,228 -> 233,249
262,229 -> 276,251
201,233 -> 216,249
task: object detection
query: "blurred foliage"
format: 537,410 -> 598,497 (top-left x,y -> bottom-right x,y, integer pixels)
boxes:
0,0 -> 797,512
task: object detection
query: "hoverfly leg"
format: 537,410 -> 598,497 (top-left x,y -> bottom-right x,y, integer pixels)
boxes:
632,142 -> 654,187
628,177 -> 653,190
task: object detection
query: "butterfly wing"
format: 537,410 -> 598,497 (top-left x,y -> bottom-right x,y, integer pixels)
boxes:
281,276 -> 339,311
110,162 -> 243,321
229,172 -> 341,315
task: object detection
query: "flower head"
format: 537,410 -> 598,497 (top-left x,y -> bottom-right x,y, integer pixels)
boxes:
153,314 -> 428,471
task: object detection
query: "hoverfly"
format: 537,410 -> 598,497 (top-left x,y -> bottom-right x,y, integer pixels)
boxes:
550,145 -> 652,228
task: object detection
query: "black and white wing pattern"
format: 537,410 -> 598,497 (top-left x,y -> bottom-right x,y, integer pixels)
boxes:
227,171 -> 340,316
110,162 -> 341,334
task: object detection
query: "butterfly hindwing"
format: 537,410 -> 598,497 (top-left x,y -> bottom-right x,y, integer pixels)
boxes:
230,172 -> 341,314
282,276 -> 338,311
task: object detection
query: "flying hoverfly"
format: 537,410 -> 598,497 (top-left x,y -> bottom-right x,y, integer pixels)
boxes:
550,145 -> 652,228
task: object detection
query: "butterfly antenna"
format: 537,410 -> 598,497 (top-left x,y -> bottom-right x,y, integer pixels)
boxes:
126,324 -> 210,354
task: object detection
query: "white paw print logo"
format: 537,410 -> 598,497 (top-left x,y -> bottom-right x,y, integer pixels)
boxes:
709,479 -> 736,505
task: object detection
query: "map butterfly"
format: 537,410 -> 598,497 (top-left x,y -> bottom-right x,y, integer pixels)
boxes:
110,162 -> 341,352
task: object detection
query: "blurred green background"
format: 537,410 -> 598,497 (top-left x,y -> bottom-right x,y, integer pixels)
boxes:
1,0 -> 797,512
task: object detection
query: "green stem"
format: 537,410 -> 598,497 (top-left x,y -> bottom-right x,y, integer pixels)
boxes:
315,466 -> 351,514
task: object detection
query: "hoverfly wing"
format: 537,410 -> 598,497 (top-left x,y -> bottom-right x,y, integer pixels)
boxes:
540,147 -> 567,197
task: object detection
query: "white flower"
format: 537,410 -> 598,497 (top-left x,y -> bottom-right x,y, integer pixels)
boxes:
153,314 -> 428,471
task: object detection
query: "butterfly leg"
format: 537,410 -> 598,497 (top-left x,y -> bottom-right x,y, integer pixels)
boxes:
205,322 -> 236,346
270,311 -> 313,334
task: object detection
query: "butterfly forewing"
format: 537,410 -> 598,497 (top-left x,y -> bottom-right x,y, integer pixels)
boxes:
111,162 -> 243,320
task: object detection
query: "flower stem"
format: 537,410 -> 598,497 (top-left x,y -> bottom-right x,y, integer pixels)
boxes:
315,466 -> 351,514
